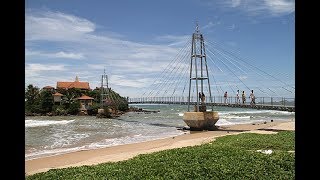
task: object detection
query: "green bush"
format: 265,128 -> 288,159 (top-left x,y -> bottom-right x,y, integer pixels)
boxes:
67,101 -> 80,115
87,104 -> 101,115
118,103 -> 129,111
53,105 -> 67,115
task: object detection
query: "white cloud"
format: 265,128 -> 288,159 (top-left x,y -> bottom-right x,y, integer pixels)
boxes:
108,59 -> 167,73
87,64 -> 107,70
25,63 -> 67,80
26,63 -> 66,71
54,52 -> 84,59
26,49 -> 84,59
231,0 -> 241,7
110,75 -> 154,88
25,10 -> 95,41
25,49 -> 39,56
239,75 -> 248,80
202,21 -> 221,31
264,0 -> 295,15
207,0 -> 295,17
25,10 -> 188,97
154,35 -> 190,47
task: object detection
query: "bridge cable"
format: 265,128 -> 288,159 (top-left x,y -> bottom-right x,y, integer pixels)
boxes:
206,39 -> 295,91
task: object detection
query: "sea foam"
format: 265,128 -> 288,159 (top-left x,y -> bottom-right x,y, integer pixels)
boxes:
25,119 -> 75,128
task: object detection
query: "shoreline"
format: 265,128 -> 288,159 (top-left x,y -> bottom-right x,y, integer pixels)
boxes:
25,106 -> 160,117
25,119 -> 294,176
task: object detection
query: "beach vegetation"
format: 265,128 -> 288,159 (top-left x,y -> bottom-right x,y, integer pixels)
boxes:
25,84 -> 41,113
25,84 -> 128,117
39,90 -> 54,113
26,131 -> 294,179
52,104 -> 67,115
67,101 -> 81,115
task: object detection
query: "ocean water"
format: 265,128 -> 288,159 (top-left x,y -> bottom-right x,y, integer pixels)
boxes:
25,104 -> 295,160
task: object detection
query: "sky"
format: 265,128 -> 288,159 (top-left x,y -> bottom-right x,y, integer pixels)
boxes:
25,0 -> 295,98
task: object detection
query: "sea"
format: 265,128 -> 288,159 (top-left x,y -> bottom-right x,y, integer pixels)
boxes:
25,104 -> 295,161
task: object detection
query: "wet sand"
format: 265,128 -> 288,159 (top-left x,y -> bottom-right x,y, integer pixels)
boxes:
25,119 -> 295,176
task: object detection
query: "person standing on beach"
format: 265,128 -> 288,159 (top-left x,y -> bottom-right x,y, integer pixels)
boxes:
250,90 -> 256,105
242,91 -> 246,104
236,90 -> 240,104
224,91 -> 228,104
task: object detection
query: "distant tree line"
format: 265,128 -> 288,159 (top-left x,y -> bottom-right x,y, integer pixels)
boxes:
25,84 -> 129,116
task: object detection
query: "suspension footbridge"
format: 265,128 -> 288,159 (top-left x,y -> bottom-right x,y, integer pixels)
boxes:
128,96 -> 294,112
107,24 -> 295,112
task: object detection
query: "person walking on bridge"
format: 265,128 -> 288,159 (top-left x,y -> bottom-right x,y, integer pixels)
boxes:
250,90 -> 256,105
201,92 -> 205,103
242,91 -> 246,104
224,91 -> 228,104
236,90 -> 240,104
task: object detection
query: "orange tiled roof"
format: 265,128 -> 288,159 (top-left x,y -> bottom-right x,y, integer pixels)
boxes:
53,92 -> 63,96
57,81 -> 90,90
43,86 -> 54,89
77,95 -> 94,100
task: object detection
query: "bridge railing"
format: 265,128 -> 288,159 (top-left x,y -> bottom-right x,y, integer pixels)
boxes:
128,96 -> 295,107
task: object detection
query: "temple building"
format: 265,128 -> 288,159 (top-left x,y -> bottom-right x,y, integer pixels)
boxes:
42,86 -> 55,92
56,76 -> 90,90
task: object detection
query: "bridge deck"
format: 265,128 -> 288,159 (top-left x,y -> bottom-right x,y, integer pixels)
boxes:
128,101 -> 295,112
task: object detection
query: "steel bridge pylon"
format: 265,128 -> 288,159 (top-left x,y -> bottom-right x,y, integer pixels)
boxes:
187,23 -> 213,112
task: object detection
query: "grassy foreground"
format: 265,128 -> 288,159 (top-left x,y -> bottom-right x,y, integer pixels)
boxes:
27,131 -> 295,179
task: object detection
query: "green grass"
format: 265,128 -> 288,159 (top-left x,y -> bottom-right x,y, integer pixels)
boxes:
27,131 -> 295,180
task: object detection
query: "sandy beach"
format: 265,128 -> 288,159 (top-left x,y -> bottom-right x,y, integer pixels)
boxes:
25,119 -> 295,176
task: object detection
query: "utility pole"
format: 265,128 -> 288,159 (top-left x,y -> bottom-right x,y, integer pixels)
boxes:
100,68 -> 109,108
